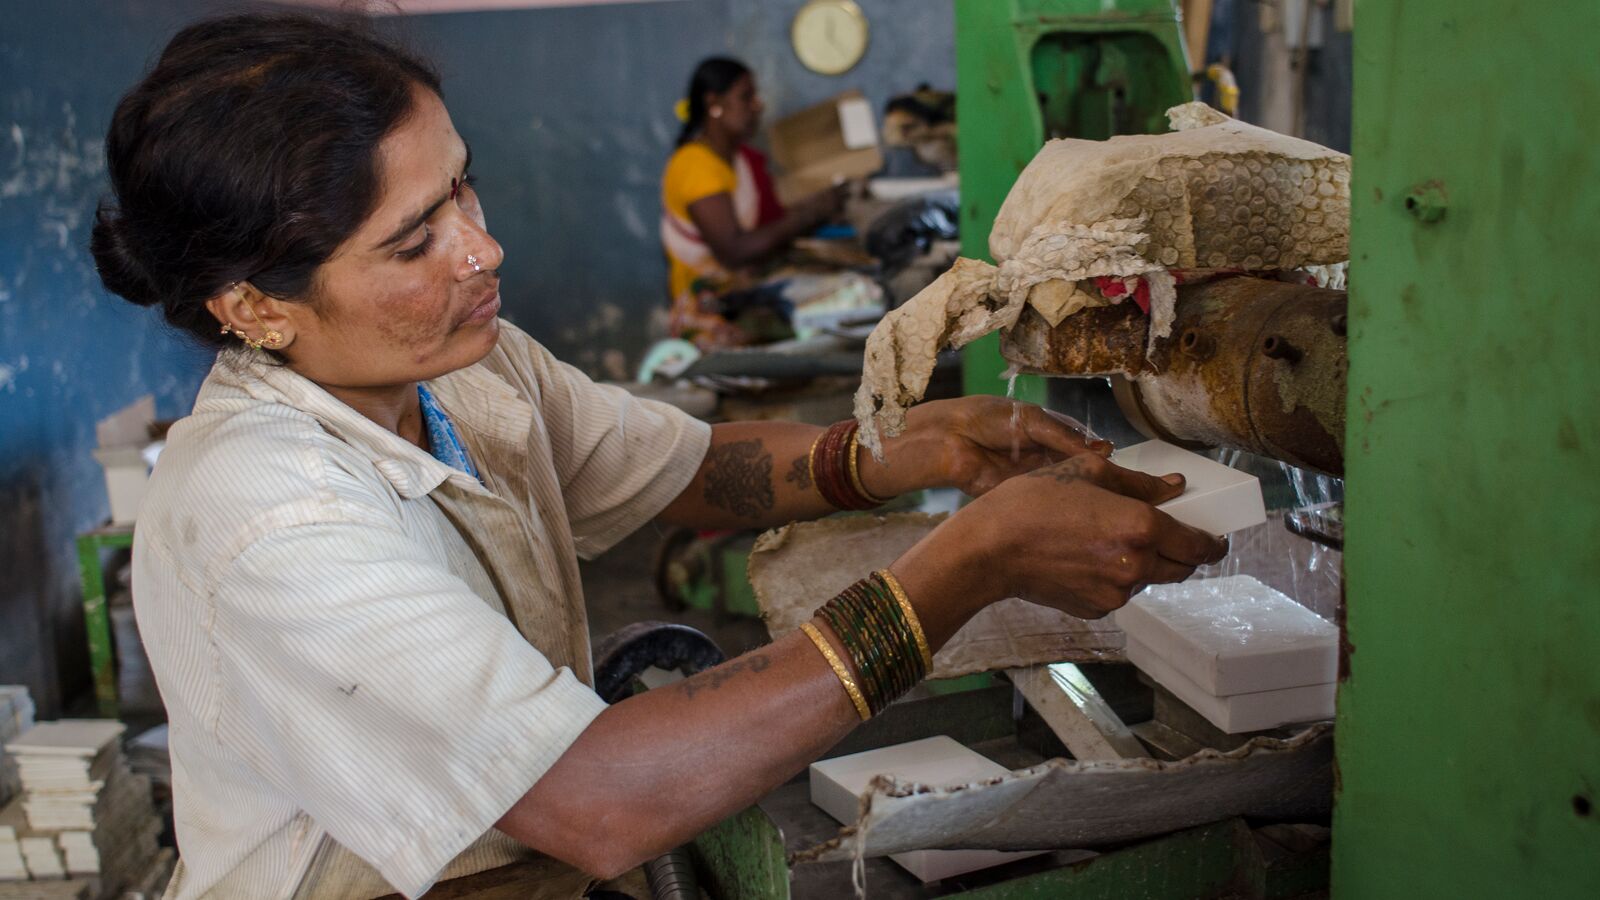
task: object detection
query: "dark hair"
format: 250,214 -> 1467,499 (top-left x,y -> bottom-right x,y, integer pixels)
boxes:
675,56 -> 751,147
91,13 -> 441,347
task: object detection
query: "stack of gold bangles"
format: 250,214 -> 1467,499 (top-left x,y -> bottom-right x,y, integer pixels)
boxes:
808,420 -> 889,511
800,569 -> 932,721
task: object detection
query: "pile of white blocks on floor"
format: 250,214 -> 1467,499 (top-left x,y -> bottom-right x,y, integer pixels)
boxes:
0,720 -> 162,898
1116,575 -> 1338,733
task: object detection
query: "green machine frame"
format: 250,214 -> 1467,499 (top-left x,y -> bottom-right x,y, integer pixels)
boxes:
955,0 -> 1194,402
1335,1 -> 1600,896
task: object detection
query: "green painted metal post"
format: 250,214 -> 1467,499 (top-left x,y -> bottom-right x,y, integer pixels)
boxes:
955,0 -> 1047,401
954,0 -> 1192,401
690,805 -> 790,900
75,526 -> 134,718
1337,1 -> 1600,896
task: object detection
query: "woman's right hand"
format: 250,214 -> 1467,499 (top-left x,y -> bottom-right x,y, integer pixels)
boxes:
891,454 -> 1229,640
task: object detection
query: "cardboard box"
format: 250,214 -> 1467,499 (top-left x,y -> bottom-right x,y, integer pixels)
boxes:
768,90 -> 883,205
810,736 -> 1046,882
1110,440 -> 1266,536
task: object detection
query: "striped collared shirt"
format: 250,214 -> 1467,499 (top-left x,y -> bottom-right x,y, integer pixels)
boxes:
133,322 -> 709,899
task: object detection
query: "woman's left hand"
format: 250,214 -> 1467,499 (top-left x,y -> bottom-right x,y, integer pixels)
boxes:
859,396 -> 1114,499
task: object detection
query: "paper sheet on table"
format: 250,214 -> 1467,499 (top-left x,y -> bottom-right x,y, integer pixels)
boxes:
792,724 -> 1332,863
749,513 -> 1124,679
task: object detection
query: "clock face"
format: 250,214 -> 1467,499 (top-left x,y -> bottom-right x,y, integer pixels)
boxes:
792,0 -> 870,76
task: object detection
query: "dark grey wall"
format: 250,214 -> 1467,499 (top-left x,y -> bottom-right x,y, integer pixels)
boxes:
0,0 -> 954,712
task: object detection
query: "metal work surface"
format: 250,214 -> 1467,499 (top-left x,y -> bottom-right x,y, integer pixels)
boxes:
1337,1 -> 1600,896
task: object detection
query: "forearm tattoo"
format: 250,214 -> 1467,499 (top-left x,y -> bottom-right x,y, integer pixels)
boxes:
681,652 -> 774,698
703,439 -> 775,519
783,455 -> 812,492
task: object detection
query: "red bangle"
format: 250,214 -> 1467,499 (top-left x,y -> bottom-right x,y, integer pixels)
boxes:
812,420 -> 884,511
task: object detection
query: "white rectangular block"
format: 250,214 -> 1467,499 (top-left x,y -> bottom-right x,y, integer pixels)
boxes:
1115,575 -> 1338,696
6,721 -> 125,759
1110,441 -> 1266,536
1126,636 -> 1334,733
810,737 -> 1045,882
20,837 -> 63,879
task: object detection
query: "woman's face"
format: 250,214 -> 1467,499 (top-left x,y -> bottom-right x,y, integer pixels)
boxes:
714,74 -> 764,143
268,86 -> 505,390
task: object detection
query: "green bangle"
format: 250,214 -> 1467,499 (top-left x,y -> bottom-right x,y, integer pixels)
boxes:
861,581 -> 916,698
843,586 -> 897,712
818,575 -> 930,715
821,594 -> 888,714
859,577 -> 918,696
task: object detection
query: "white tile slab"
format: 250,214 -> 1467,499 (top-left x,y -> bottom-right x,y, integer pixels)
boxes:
1126,636 -> 1334,733
811,737 -> 1046,882
1115,575 -> 1338,695
1110,441 -> 1267,536
5,722 -> 124,759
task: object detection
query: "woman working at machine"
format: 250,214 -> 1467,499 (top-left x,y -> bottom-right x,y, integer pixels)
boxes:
660,57 -> 849,348
97,15 -> 1226,899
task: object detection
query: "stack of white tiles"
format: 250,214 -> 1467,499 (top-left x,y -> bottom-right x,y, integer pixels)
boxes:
0,721 -> 161,899
1,799 -> 93,900
1116,574 -> 1339,734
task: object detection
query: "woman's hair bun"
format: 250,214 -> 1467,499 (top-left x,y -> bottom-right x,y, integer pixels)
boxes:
90,203 -> 164,309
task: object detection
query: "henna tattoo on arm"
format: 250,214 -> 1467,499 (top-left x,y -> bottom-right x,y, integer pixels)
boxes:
703,439 -> 776,519
783,455 -> 812,492
680,652 -> 774,698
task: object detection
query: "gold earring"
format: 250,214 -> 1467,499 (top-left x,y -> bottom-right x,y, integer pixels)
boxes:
242,301 -> 286,351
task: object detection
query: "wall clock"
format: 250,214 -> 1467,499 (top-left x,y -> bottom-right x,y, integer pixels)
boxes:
791,0 -> 870,76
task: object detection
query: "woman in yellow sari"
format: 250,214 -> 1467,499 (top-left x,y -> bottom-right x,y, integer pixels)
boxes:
660,58 -> 845,348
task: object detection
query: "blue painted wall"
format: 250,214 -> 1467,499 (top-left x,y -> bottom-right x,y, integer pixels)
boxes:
0,0 -> 221,713
0,0 -> 954,713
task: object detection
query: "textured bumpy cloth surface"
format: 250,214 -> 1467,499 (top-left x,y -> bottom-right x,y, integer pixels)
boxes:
855,103 -> 1351,457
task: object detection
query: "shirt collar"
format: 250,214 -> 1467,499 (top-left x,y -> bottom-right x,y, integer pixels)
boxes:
202,349 -> 533,500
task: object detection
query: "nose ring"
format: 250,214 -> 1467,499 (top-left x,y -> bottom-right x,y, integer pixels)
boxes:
466,254 -> 481,272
